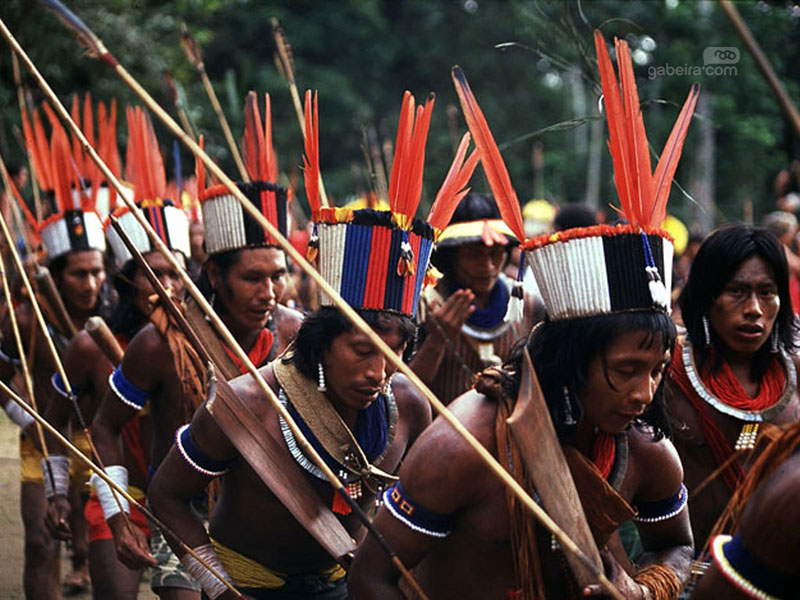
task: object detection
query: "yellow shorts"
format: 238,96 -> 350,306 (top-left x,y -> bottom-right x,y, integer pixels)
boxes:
19,430 -> 93,489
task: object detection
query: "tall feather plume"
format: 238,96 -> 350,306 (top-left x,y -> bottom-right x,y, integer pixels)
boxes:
428,132 -> 480,232
650,83 -> 700,225
451,66 -> 526,243
69,94 -> 86,179
49,126 -> 74,213
41,101 -> 80,209
97,99 -> 122,210
242,91 -> 264,181
32,108 -> 54,190
126,106 -> 167,203
21,105 -> 52,190
594,30 -> 699,228
302,90 -> 320,214
387,92 -> 414,214
387,92 -> 435,225
263,94 -> 277,183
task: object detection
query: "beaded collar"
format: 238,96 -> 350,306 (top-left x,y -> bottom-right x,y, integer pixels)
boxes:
681,342 -> 796,422
277,383 -> 398,485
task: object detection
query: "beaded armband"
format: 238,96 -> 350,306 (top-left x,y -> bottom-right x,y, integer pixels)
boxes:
51,372 -> 78,399
711,534 -> 799,600
108,365 -> 149,410
383,482 -> 452,538
634,483 -> 688,523
175,424 -> 232,478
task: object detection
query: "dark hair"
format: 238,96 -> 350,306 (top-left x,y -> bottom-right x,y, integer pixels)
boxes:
553,203 -> 598,231
511,311 -> 676,441
196,249 -> 244,315
430,192 -> 512,280
678,224 -> 797,379
107,259 -> 146,339
291,306 -> 416,381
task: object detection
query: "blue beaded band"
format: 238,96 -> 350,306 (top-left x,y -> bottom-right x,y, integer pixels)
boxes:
634,483 -> 688,523
712,534 -> 798,600
175,424 -> 232,478
50,372 -> 77,399
383,482 -> 452,538
108,366 -> 149,411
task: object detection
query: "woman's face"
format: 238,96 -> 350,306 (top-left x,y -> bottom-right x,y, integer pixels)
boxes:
579,329 -> 670,434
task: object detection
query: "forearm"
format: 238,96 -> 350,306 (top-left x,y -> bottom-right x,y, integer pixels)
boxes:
91,414 -> 126,467
409,332 -> 447,384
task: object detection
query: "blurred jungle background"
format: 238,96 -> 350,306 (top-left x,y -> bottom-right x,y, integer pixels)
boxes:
1,0 -> 799,234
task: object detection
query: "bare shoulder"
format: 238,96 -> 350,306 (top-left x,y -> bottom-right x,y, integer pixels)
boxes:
398,390 -> 499,513
273,304 -> 304,349
120,323 -> 173,388
225,361 -> 280,417
389,372 -> 431,435
628,425 -> 684,502
66,330 -> 103,362
738,452 -> 800,574
63,330 -> 104,382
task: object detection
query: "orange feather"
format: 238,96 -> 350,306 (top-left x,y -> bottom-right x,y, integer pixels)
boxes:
451,66 -> 525,243
195,135 -> 206,201
594,31 -> 699,229
302,90 -> 320,214
49,126 -> 74,214
428,132 -> 479,231
32,108 -> 54,191
264,94 -> 277,183
388,92 -> 414,213
21,105 -> 51,191
650,83 -> 700,225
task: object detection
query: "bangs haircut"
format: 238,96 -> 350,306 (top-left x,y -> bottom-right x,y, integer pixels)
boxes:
291,306 -> 416,382
678,224 -> 797,379
513,311 -> 676,441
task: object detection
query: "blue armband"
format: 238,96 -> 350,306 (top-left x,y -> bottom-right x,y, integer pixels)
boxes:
634,483 -> 688,523
51,372 -> 78,399
108,365 -> 149,410
712,533 -> 799,599
175,424 -> 232,478
383,482 -> 452,538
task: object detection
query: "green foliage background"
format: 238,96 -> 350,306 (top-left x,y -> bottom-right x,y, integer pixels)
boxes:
1,0 -> 798,228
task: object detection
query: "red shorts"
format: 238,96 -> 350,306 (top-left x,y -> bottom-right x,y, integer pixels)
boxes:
84,492 -> 150,543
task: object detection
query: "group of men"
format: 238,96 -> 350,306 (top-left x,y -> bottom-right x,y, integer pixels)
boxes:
0,30 -> 797,600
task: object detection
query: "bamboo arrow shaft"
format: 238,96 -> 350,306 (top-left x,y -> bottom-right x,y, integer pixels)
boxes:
196,65 -> 249,182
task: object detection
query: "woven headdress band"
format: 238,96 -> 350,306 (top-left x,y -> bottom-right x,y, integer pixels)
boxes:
304,90 -> 479,318
451,31 -> 699,321
196,92 -> 288,256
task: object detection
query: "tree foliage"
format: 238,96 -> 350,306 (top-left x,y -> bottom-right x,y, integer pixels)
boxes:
1,0 -> 798,228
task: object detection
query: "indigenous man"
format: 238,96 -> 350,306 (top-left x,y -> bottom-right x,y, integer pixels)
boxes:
0,103 -> 110,599
147,90 -> 461,599
667,225 -> 800,575
42,106 -> 190,599
350,34 -> 699,599
691,423 -> 800,599
411,193 -> 542,405
91,98 -> 303,599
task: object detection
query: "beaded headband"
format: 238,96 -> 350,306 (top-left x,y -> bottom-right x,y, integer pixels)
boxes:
304,90 -> 479,318
452,31 -> 699,321
196,92 -> 288,256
